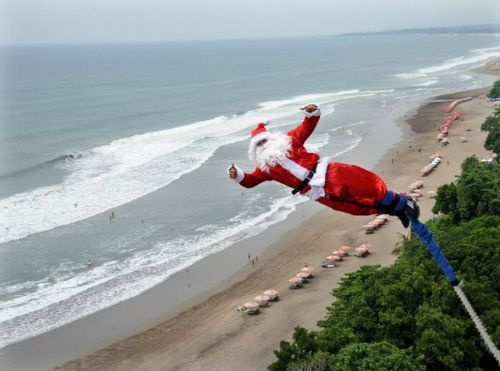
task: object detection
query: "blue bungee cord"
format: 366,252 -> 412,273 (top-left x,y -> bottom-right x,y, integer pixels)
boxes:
409,216 -> 500,364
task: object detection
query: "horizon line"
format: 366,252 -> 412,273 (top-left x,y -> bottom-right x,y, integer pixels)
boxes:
1,22 -> 499,48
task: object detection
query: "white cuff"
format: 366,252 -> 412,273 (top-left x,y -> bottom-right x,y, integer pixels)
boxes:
309,156 -> 330,187
227,165 -> 244,182
303,106 -> 321,118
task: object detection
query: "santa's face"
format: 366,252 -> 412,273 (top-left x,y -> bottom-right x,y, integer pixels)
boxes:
249,132 -> 291,172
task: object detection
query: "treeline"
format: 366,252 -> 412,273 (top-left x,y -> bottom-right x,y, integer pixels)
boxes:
269,91 -> 500,370
481,106 -> 499,158
487,80 -> 500,100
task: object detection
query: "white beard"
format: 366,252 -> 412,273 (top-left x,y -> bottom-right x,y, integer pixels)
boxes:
249,132 -> 292,173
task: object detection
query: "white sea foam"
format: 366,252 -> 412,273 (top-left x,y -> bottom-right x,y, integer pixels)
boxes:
0,89 -> 389,245
396,45 -> 500,79
416,78 -> 439,87
0,121 -> 365,348
0,192 -> 305,348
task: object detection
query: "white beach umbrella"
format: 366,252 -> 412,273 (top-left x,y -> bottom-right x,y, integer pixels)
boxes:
355,246 -> 369,257
254,295 -> 270,306
328,254 -> 342,261
332,249 -> 347,257
300,267 -> 315,273
296,272 -> 310,279
339,245 -> 351,253
243,302 -> 260,313
263,290 -> 279,300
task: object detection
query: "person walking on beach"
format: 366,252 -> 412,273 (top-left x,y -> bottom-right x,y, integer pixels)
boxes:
228,104 -> 419,227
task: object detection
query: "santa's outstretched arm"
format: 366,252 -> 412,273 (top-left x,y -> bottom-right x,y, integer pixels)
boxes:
287,104 -> 321,146
228,164 -> 269,188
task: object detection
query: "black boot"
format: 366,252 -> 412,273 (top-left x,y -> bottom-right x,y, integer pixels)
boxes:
396,196 -> 419,228
397,196 -> 420,228
405,196 -> 420,220
397,211 -> 410,228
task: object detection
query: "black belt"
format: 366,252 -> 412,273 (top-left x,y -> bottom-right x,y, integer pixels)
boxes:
292,162 -> 318,195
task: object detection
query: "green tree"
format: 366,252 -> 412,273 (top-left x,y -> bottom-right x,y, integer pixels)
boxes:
332,342 -> 423,370
487,80 -> 500,99
432,183 -> 458,221
269,154 -> 500,370
432,157 -> 500,222
481,109 -> 500,158
270,327 -> 319,371
415,305 -> 481,369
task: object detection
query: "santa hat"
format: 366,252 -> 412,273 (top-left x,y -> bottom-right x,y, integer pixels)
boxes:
250,121 -> 271,147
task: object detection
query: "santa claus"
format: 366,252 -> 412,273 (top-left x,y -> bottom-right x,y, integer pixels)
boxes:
228,104 -> 419,227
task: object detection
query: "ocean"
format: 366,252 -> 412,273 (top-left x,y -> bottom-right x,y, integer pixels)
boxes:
1,33 -> 499,348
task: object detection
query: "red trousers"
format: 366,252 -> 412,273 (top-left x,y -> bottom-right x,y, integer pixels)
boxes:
315,163 -> 387,216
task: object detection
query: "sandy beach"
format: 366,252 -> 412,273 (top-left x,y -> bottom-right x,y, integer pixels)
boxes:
37,60 -> 497,371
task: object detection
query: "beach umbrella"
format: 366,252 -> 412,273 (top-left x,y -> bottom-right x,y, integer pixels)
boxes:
355,246 -> 370,257
254,295 -> 270,306
410,180 -> 424,190
339,245 -> 351,253
300,266 -> 314,274
377,214 -> 390,221
296,272 -> 310,280
288,278 -> 303,289
243,302 -> 260,313
263,289 -> 279,301
333,249 -> 347,257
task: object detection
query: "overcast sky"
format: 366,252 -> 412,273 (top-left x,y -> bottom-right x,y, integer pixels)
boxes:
1,0 -> 500,45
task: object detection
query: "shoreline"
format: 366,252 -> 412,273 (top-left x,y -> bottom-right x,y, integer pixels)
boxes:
1,62 -> 499,371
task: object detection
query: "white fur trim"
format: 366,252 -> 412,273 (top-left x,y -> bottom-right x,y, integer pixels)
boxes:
303,107 -> 321,118
309,156 -> 330,187
227,164 -> 244,182
280,156 -> 330,200
280,157 -> 309,180
250,131 -> 272,147
305,185 -> 325,200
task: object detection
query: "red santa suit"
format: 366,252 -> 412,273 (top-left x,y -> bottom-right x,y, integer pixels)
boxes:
231,108 -> 391,216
